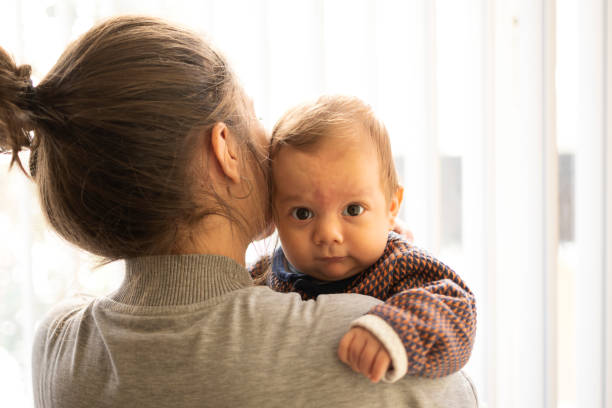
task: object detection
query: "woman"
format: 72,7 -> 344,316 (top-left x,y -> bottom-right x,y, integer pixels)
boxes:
0,16 -> 477,407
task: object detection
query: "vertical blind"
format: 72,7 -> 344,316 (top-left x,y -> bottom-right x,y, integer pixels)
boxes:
0,1 -> 609,407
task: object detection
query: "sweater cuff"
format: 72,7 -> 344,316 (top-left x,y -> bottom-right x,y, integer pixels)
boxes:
350,314 -> 408,383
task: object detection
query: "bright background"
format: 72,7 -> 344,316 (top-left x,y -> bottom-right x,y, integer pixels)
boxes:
1,1 -> 611,407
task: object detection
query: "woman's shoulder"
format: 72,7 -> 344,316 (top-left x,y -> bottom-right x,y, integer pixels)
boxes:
31,294 -> 98,392
238,284 -> 382,318
34,294 -> 96,337
32,294 -> 99,360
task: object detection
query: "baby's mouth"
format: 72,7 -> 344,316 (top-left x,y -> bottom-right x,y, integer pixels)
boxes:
317,256 -> 346,263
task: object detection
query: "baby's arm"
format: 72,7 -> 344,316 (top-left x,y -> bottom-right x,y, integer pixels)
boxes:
351,245 -> 477,380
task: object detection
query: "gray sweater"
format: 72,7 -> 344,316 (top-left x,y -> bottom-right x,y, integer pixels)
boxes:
32,254 -> 478,407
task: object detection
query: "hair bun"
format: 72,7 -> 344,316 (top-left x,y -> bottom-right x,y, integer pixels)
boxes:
13,63 -> 37,113
0,46 -> 36,175
19,77 -> 37,113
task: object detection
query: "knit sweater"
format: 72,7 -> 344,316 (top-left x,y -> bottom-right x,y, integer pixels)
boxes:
250,232 -> 477,379
32,254 -> 479,408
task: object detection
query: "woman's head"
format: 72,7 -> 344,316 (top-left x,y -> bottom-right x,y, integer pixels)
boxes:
0,16 -> 269,261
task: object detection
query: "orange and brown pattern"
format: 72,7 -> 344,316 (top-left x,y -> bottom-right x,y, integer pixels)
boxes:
249,233 -> 477,378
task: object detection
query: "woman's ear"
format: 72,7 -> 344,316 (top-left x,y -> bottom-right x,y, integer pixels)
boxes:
388,186 -> 404,226
210,122 -> 241,184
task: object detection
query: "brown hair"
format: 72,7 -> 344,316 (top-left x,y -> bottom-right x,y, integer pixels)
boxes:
270,95 -> 399,201
0,16 -> 268,261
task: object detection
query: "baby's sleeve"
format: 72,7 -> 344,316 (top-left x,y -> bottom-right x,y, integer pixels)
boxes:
351,247 -> 477,380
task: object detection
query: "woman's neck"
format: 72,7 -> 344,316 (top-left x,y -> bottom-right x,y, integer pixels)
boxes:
175,215 -> 249,266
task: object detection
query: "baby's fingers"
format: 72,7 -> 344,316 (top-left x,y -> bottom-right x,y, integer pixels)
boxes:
338,330 -> 356,365
369,349 -> 391,383
347,334 -> 367,370
356,340 -> 379,376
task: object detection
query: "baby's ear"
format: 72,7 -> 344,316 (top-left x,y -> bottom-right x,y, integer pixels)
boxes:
388,186 -> 404,225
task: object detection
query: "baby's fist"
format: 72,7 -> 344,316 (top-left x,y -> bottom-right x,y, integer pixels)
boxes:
337,327 -> 391,383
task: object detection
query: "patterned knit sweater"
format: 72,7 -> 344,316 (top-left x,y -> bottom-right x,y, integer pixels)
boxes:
249,232 -> 477,379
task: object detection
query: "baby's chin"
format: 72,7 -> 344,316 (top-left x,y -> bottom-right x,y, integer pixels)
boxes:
307,264 -> 365,282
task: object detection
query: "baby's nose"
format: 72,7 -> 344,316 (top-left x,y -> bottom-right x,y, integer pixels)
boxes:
313,217 -> 343,245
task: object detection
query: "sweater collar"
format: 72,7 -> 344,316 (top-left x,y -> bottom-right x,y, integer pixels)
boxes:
110,254 -> 253,306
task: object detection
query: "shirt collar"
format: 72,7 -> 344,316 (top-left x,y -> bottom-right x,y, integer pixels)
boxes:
110,254 -> 253,306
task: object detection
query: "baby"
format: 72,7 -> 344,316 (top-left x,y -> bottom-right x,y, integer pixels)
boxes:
250,95 -> 476,383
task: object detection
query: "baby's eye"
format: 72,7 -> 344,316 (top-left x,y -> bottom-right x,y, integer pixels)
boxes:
291,207 -> 314,221
342,204 -> 364,217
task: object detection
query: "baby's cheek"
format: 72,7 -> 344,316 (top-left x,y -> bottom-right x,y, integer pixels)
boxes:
352,227 -> 389,266
277,230 -> 308,267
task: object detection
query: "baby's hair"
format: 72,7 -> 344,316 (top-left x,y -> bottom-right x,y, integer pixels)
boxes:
0,16 -> 268,262
270,95 -> 399,201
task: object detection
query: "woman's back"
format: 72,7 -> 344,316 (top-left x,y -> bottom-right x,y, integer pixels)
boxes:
33,255 -> 477,407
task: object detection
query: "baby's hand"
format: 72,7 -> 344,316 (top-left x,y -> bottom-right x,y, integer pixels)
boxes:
392,218 -> 414,243
337,327 -> 391,383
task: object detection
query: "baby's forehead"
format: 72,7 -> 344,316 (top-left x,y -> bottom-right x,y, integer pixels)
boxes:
273,140 -> 389,198
274,129 -> 387,178
300,125 -> 377,155
273,135 -> 377,170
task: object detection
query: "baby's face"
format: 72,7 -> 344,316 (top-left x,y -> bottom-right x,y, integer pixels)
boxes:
272,129 -> 401,281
